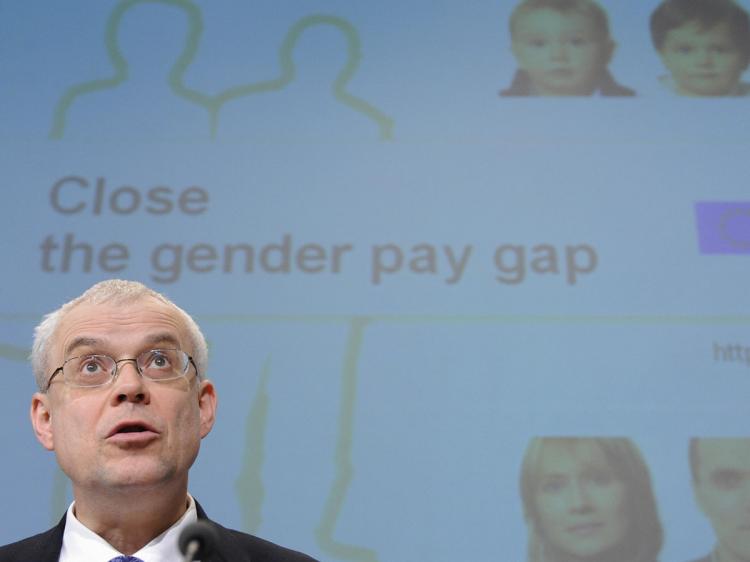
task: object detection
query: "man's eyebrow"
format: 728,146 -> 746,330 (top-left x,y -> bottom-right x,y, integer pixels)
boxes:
64,337 -> 103,357
141,332 -> 182,348
64,333 -> 182,357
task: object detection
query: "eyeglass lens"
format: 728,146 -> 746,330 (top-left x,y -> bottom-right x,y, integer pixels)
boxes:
63,349 -> 190,387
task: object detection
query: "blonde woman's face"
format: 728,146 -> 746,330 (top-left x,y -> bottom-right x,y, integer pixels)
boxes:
533,441 -> 629,559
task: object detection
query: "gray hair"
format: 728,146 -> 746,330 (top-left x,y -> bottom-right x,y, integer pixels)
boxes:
31,279 -> 208,391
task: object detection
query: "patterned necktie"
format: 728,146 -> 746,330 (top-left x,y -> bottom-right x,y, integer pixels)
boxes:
108,557 -> 145,562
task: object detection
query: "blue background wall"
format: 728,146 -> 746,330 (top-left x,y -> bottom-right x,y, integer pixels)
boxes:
1,1 -> 749,560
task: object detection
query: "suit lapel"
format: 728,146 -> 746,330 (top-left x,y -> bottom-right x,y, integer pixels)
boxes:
34,515 -> 66,562
195,500 -> 252,562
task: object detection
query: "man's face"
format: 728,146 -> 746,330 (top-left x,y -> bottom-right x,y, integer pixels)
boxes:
31,298 -> 216,495
659,22 -> 749,96
533,441 -> 629,559
511,9 -> 613,96
694,439 -> 750,562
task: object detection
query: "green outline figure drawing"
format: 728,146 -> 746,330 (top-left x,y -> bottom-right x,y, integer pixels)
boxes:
213,14 -> 394,141
316,317 -> 379,562
232,321 -> 379,560
236,355 -> 272,533
0,343 -> 29,362
50,6 -> 393,141
49,0 -> 211,139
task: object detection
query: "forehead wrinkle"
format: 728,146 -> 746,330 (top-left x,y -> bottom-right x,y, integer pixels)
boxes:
64,331 -> 184,357
57,313 -> 188,364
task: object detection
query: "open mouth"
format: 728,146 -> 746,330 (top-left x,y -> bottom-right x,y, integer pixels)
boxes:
108,421 -> 158,441
117,425 -> 148,434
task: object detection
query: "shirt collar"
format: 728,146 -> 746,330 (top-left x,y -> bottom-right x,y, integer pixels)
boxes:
59,494 -> 199,562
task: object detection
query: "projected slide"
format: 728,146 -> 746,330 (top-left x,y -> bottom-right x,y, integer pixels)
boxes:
0,0 -> 749,560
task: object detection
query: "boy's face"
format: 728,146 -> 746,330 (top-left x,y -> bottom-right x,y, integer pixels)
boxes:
511,9 -> 613,96
659,21 -> 749,96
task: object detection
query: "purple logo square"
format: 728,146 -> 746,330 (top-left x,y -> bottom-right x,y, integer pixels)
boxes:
695,202 -> 750,254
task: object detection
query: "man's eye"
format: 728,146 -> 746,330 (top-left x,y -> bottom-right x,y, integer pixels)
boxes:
147,352 -> 172,369
677,45 -> 694,54
569,37 -> 589,47
713,470 -> 744,490
80,358 -> 105,374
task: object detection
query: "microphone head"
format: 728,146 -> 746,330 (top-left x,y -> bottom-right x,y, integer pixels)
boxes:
178,520 -> 219,559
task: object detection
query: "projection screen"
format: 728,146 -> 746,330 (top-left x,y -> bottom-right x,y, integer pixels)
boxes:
1,1 -> 749,560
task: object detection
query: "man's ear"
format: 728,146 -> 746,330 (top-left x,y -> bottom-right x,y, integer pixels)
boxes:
30,393 -> 55,451
197,380 -> 217,439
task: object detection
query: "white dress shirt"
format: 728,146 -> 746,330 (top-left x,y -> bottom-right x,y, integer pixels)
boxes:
59,494 -> 199,562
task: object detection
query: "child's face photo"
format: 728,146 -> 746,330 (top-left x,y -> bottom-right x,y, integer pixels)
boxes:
511,9 -> 613,96
659,21 -> 749,96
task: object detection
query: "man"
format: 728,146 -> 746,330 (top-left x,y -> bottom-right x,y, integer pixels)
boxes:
0,279 -> 316,561
689,438 -> 750,562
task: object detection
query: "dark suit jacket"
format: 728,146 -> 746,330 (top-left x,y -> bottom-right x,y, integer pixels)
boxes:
0,500 -> 317,562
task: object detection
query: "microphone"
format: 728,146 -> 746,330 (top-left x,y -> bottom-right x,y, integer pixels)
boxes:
178,520 -> 219,562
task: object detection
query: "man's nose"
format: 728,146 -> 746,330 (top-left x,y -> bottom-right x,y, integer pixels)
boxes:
111,360 -> 150,404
